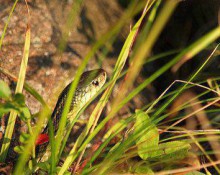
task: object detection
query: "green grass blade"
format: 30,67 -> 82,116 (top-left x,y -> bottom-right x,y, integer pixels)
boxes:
58,3 -> 149,173
60,2 -> 178,173
14,106 -> 51,174
53,2 -> 141,165
72,11 -> 219,175
151,27 -> 220,122
0,0 -> 19,50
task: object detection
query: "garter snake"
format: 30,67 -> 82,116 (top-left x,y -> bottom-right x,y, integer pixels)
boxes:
36,69 -> 107,162
0,69 -> 107,167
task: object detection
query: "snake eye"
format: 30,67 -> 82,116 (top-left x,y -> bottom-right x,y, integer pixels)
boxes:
92,80 -> 99,86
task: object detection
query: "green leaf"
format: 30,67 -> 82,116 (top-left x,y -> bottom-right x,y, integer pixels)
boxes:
0,80 -> 11,99
13,93 -> 26,106
150,141 -> 191,161
134,110 -> 159,160
35,162 -> 50,172
0,98 -> 30,120
14,145 -> 24,154
18,106 -> 31,120
0,106 -> 12,117
134,164 -> 154,174
12,93 -> 31,120
19,133 -> 30,143
186,171 -> 206,175
15,133 -> 31,154
0,102 -> 17,117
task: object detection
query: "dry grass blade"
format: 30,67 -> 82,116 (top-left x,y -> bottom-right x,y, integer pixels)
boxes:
172,91 -> 220,160
112,0 -> 179,111
0,24 -> 30,162
157,160 -> 220,175
58,2 -> 150,173
71,2 -> 156,172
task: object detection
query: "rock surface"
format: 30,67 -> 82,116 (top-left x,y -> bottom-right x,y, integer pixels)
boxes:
0,0 -> 126,113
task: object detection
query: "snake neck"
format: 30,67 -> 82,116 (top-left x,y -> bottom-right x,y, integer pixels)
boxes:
43,85 -> 78,135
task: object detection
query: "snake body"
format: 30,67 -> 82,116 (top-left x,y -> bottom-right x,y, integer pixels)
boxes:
37,69 -> 107,161
0,69 -> 106,172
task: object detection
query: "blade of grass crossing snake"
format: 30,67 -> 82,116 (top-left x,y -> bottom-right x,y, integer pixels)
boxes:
36,69 -> 107,163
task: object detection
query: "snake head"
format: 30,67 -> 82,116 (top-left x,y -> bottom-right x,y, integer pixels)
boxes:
78,69 -> 107,89
73,69 -> 107,107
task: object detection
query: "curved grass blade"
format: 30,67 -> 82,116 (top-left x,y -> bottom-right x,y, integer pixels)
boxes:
58,2 -> 149,173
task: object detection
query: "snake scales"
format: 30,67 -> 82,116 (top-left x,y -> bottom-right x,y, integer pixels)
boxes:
37,69 -> 107,162
1,69 -> 107,166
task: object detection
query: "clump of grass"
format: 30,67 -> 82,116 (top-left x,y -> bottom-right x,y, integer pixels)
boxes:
1,0 -> 220,174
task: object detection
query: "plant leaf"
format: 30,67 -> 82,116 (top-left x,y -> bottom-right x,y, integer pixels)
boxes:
18,106 -> 31,120
134,164 -> 154,174
0,102 -> 17,117
0,80 -> 11,100
13,93 -> 26,106
0,106 -> 12,117
150,141 -> 191,161
186,171 -> 206,175
134,110 -> 159,160
14,145 -> 24,154
19,133 -> 30,143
